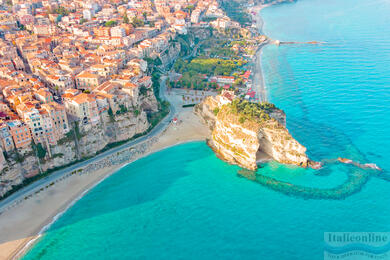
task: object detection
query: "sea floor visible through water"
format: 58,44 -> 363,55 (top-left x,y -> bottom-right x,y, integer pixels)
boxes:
24,0 -> 390,258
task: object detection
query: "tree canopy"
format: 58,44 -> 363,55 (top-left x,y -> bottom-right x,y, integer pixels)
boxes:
131,17 -> 144,28
123,14 -> 129,24
104,20 -> 117,27
229,98 -> 277,123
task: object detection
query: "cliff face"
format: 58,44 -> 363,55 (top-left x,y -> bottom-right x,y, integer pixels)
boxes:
0,110 -> 150,196
195,93 -> 312,170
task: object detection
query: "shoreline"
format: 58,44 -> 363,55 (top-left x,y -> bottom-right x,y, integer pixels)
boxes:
1,5 -> 271,259
12,165 -> 119,259
249,3 -> 272,102
0,105 -> 210,259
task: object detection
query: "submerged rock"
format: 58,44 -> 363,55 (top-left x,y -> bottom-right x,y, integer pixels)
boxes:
195,91 -> 317,170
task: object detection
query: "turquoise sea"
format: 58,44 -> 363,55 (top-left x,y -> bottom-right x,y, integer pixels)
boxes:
25,0 -> 390,259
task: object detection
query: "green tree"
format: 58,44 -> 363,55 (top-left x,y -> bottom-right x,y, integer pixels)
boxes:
140,86 -> 148,96
104,20 -> 117,27
131,17 -> 144,28
32,142 -> 47,159
185,5 -> 195,14
213,107 -> 220,116
123,14 -> 129,24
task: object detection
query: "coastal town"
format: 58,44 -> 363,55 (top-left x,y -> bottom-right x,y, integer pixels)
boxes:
0,0 -> 268,201
0,0 -> 386,259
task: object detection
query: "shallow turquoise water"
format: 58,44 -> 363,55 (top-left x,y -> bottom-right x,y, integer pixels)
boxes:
24,0 -> 390,259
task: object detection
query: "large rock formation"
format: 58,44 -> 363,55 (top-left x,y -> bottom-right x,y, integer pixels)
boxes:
0,110 -> 150,197
195,92 -> 315,170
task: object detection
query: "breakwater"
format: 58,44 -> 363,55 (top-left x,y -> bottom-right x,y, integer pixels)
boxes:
238,167 -> 370,200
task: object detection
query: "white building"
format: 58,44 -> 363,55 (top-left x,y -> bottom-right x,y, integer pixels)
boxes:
110,26 -> 126,38
83,9 -> 94,20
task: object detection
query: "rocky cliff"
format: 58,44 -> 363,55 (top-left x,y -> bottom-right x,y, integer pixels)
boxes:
195,93 -> 314,170
0,109 -> 150,197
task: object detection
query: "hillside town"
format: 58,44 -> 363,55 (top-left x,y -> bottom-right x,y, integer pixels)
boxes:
0,0 -> 263,198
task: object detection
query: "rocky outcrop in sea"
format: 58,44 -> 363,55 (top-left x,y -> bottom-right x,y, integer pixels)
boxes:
195,91 -> 317,170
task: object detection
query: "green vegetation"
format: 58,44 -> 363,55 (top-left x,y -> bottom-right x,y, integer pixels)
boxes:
32,142 -> 47,159
151,71 -> 162,100
174,58 -> 246,76
182,104 -> 196,108
201,17 -> 217,23
220,1 -> 251,26
131,17 -> 144,28
175,34 -> 193,56
123,14 -> 129,24
17,22 -> 25,31
57,131 -> 74,145
145,58 -> 171,130
170,73 -> 218,90
147,100 -> 170,128
14,150 -> 24,163
172,57 -> 246,91
104,20 -> 118,27
74,122 -> 83,140
116,104 -> 128,115
144,57 -> 162,71
50,6 -> 70,16
213,107 -> 220,116
185,5 -> 195,14
229,99 -> 277,123
139,86 -> 148,96
52,153 -> 64,159
107,107 -> 115,122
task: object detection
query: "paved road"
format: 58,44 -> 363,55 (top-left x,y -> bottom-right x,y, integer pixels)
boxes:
0,77 -> 175,213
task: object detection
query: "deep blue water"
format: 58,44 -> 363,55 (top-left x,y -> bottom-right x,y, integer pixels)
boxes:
24,0 -> 390,259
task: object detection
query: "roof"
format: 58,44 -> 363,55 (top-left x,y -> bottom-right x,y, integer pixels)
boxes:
124,82 -> 137,89
76,70 -> 100,79
71,93 -> 95,105
217,75 -> 235,80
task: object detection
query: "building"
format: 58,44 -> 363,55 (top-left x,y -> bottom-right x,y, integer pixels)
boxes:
63,93 -> 100,125
0,121 -> 14,152
94,26 -> 111,37
75,71 -> 103,90
7,120 -> 31,149
215,75 -> 235,85
110,26 -> 126,38
35,88 -> 54,103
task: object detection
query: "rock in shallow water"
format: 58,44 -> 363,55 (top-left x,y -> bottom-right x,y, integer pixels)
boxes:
195,91 -> 317,170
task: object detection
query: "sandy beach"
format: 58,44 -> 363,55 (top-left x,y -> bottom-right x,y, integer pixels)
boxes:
0,97 -> 210,260
0,5 -> 266,258
249,3 -> 272,103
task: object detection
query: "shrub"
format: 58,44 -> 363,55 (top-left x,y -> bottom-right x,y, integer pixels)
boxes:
213,107 -> 220,116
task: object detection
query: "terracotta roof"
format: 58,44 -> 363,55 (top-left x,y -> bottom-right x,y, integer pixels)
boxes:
72,93 -> 95,105
76,71 -> 100,79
